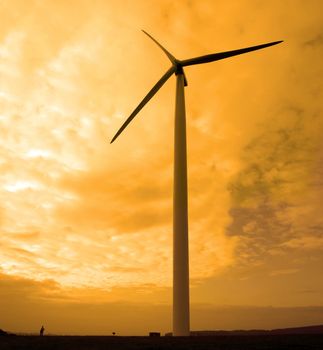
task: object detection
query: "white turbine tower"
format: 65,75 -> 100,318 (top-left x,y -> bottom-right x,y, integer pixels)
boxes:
111,31 -> 282,336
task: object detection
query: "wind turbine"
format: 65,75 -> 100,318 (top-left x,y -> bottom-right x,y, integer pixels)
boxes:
111,31 -> 283,336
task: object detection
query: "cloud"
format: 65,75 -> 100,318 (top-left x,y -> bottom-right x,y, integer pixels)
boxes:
0,2 -> 322,334
1,272 -> 323,335
303,34 -> 323,47
269,268 -> 300,277
226,63 -> 323,262
282,236 -> 323,250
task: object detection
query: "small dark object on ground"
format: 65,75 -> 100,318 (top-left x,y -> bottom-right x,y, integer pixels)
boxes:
0,329 -> 8,336
149,332 -> 160,337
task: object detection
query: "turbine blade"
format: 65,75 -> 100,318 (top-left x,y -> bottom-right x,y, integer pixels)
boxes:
181,40 -> 283,67
183,71 -> 188,87
110,67 -> 175,143
142,30 -> 176,64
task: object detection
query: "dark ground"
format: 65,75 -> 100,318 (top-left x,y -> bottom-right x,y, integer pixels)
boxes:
1,335 -> 323,350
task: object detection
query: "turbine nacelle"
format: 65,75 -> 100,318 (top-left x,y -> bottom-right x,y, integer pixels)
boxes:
110,31 -> 283,144
174,64 -> 186,78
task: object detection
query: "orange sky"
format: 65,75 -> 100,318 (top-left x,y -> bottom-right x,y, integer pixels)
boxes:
0,0 -> 323,335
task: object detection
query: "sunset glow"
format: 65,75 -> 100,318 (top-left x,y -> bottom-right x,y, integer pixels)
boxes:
0,0 -> 322,335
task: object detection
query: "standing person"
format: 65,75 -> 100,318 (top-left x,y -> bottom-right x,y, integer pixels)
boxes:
40,325 -> 45,336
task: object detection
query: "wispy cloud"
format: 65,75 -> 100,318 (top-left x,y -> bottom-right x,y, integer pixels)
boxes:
0,1 -> 322,328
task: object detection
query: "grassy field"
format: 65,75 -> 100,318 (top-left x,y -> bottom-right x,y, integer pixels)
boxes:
1,335 -> 323,350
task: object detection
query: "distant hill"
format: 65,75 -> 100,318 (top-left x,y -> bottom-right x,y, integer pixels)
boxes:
166,325 -> 323,336
0,329 -> 16,337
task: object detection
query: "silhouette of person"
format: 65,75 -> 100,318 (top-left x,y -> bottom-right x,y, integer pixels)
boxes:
40,325 -> 45,336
